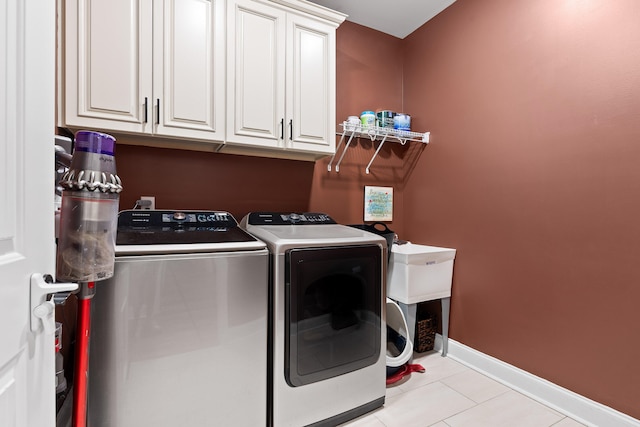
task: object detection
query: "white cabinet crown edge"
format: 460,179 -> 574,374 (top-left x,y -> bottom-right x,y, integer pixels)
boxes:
267,0 -> 347,25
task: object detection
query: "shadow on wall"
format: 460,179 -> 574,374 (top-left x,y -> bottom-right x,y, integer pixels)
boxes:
319,136 -> 427,191
114,143 -> 315,219
310,133 -> 429,237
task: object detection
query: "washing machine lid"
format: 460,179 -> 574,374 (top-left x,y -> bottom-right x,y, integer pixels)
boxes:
241,212 -> 386,252
115,210 -> 266,255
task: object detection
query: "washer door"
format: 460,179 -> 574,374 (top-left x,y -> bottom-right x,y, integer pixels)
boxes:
285,244 -> 382,387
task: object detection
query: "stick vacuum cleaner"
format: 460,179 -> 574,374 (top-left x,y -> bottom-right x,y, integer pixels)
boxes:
56,130 -> 122,427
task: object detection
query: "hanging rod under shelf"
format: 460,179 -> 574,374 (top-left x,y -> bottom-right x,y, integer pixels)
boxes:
327,123 -> 430,174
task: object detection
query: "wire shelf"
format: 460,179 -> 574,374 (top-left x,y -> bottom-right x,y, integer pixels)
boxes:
327,122 -> 430,173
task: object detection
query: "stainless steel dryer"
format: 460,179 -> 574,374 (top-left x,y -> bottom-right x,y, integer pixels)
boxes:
87,210 -> 269,427
241,212 -> 386,427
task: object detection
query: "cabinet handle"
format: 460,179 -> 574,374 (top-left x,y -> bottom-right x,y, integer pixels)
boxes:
289,119 -> 293,140
156,99 -> 160,125
280,118 -> 284,139
143,97 -> 148,123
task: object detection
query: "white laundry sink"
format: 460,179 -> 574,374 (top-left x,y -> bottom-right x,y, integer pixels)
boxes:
387,243 -> 456,304
387,243 -> 456,357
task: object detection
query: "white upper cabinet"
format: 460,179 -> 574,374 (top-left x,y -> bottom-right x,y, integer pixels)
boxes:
155,0 -> 225,140
226,0 -> 286,148
225,0 -> 345,159
286,12 -> 337,153
60,0 -> 225,142
59,0 -> 344,159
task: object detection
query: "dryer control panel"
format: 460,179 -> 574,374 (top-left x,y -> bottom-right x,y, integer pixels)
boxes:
247,212 -> 336,225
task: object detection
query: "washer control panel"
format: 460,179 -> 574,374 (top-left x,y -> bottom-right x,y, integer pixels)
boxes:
247,212 -> 336,225
161,212 -> 231,224
118,210 -> 237,228
115,210 -> 261,246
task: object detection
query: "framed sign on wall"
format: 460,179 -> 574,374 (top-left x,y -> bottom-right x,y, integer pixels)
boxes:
364,186 -> 393,221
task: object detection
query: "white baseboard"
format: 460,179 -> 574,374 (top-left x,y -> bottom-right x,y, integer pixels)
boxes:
434,335 -> 640,427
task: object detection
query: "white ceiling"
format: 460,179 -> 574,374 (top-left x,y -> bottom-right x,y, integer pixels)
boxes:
307,0 -> 457,39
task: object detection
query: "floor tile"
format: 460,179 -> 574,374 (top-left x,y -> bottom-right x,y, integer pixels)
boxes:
375,381 -> 476,427
385,384 -> 405,399
443,390 -> 564,427
551,417 -> 587,426
339,413 -> 387,427
440,368 -> 510,403
396,352 -> 469,392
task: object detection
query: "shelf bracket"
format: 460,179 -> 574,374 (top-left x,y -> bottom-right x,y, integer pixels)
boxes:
327,133 -> 346,171
330,131 -> 358,172
365,133 -> 389,174
393,136 -> 408,145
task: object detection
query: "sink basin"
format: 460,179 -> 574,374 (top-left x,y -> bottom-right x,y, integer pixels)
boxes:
387,243 -> 456,304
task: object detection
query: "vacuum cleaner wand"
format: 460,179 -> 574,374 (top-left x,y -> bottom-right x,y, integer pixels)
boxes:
55,131 -> 122,427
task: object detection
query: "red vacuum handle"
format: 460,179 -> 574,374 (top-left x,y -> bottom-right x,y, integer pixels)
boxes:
72,282 -> 95,427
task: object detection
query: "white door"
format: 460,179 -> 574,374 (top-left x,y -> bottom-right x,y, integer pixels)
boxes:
1,1 -> 72,426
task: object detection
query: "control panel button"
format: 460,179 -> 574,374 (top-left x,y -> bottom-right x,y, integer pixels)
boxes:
288,213 -> 301,223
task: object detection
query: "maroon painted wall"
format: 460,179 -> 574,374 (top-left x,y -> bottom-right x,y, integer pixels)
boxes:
402,0 -> 640,418
311,22 -> 409,236
114,141 -> 314,220
103,5 -> 640,418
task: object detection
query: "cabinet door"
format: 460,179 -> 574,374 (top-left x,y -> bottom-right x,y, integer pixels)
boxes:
285,13 -> 336,154
226,0 -> 286,148
62,0 -> 153,133
154,0 -> 225,141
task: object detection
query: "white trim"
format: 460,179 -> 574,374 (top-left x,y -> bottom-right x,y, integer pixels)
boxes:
433,335 -> 640,427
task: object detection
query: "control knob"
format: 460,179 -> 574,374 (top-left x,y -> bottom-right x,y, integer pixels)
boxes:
288,213 -> 301,223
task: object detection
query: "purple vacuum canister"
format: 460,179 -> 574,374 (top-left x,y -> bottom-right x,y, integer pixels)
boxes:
56,131 -> 122,283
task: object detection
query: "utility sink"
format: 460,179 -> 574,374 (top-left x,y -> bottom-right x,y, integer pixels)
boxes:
387,243 -> 456,357
388,243 -> 456,304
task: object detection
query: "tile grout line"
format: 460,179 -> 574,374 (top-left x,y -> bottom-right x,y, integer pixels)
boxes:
435,379 -> 483,425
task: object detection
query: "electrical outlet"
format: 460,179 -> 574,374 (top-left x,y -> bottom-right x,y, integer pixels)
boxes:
140,196 -> 155,210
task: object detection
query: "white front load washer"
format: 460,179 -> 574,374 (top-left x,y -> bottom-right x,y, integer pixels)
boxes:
241,212 -> 387,427
87,210 -> 269,427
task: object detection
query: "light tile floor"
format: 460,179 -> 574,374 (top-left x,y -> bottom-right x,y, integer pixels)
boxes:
340,351 -> 586,427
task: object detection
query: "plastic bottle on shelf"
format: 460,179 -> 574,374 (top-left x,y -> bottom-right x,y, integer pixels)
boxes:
393,114 -> 411,131
345,116 -> 360,131
360,111 -> 376,128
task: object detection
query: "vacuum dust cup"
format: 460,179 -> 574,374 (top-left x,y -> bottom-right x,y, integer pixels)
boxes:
56,131 -> 122,283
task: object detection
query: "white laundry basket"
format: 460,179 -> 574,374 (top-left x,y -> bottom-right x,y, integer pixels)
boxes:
386,298 -> 413,375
